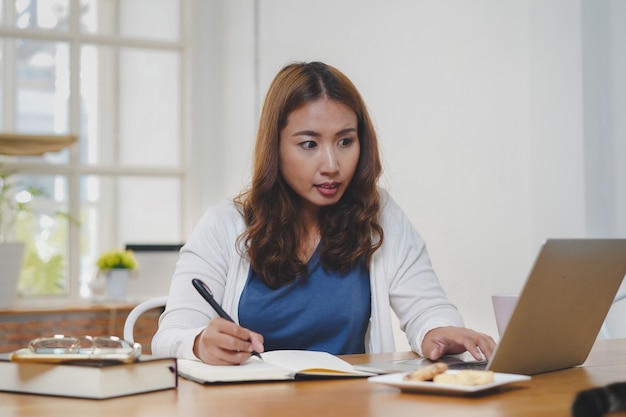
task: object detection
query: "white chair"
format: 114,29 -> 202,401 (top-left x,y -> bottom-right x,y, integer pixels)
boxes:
123,296 -> 168,343
600,292 -> 626,339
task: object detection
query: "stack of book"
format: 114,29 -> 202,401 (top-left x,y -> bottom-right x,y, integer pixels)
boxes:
0,352 -> 178,399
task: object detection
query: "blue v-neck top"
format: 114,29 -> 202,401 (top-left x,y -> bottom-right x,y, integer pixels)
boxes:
238,248 -> 371,355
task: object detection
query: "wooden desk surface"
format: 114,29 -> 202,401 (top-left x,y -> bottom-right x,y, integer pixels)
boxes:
1,338 -> 625,417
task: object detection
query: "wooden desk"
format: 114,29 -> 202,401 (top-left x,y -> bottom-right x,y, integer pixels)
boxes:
1,338 -> 625,417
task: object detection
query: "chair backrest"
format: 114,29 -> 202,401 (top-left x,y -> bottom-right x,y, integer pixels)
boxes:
600,286 -> 626,339
123,296 -> 168,343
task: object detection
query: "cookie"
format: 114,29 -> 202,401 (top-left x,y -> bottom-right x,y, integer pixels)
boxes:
433,370 -> 495,386
403,362 -> 448,381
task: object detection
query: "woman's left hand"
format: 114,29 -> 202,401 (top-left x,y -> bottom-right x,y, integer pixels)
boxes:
421,326 -> 496,361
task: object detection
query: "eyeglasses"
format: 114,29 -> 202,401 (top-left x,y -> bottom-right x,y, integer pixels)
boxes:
27,334 -> 141,359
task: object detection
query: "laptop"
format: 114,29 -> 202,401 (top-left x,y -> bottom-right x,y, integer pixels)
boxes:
355,239 -> 626,375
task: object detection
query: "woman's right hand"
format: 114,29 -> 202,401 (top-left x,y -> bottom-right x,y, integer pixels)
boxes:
193,317 -> 265,365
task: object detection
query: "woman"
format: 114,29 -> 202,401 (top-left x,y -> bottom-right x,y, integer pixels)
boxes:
152,61 -> 495,365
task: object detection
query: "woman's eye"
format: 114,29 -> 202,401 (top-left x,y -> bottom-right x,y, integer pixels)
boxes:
300,141 -> 317,149
339,137 -> 354,146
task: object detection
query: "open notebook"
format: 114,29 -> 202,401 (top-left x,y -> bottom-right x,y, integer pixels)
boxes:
177,350 -> 373,384
355,239 -> 626,376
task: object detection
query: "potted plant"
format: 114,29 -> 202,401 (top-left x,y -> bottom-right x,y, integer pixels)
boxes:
96,249 -> 139,301
0,134 -> 78,305
0,164 -> 41,308
0,163 -> 78,306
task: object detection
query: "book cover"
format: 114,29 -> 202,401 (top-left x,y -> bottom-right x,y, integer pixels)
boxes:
0,354 -> 178,399
177,350 -> 373,384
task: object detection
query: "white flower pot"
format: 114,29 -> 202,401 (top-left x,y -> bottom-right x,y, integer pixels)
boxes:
104,269 -> 130,301
0,242 -> 25,308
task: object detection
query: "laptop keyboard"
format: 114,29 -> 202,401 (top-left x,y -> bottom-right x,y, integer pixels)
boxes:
394,358 -> 489,371
447,360 -> 489,370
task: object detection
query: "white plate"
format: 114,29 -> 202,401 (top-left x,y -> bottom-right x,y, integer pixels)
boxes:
368,371 -> 531,395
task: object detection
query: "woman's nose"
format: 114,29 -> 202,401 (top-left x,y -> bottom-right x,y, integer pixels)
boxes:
320,146 -> 339,173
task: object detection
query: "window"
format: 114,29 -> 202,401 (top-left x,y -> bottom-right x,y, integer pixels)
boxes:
0,0 -> 187,302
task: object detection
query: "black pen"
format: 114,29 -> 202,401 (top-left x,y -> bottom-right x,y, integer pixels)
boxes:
191,278 -> 263,360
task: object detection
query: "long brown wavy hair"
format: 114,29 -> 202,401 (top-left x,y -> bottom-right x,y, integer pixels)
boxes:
235,62 -> 383,288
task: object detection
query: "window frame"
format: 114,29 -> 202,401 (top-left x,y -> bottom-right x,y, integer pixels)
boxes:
0,0 -> 192,303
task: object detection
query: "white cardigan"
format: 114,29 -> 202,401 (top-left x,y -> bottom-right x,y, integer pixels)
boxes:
152,189 -> 463,359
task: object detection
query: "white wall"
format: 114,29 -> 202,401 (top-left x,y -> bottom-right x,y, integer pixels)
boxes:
190,0 -> 626,343
188,0 -> 257,211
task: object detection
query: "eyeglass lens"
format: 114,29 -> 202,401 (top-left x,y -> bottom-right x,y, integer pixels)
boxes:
29,335 -> 132,354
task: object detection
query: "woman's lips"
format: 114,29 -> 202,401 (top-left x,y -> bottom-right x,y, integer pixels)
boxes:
315,182 -> 340,196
